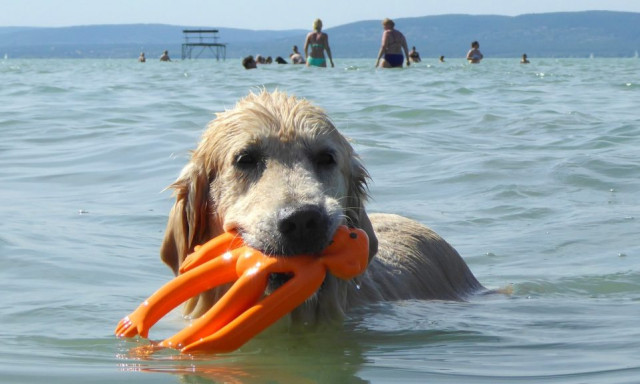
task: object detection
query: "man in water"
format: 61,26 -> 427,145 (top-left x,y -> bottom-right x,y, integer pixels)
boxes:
409,46 -> 421,63
160,50 -> 171,62
242,55 -> 257,69
290,45 -> 305,64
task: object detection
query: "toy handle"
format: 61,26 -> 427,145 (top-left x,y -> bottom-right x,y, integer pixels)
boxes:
115,250 -> 240,338
182,260 -> 326,353
160,250 -> 272,349
180,231 -> 243,273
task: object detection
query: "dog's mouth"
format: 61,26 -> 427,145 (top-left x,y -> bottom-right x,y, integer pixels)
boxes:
227,210 -> 338,294
233,228 -> 334,257
224,202 -> 341,256
266,271 -> 328,298
266,272 -> 294,293
224,224 -> 329,255
245,239 -> 330,296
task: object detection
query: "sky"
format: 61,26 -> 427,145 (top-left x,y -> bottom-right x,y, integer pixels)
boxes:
2,0 -> 640,30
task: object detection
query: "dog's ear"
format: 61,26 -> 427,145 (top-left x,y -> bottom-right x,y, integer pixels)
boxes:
346,156 -> 378,262
160,164 -> 216,275
358,208 -> 378,263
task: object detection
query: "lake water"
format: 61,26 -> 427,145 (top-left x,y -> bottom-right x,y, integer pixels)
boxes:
1,57 -> 639,384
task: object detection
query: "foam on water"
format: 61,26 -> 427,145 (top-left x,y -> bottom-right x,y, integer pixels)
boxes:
0,58 -> 639,383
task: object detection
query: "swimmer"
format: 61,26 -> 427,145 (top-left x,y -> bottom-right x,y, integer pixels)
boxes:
160,50 -> 171,62
242,55 -> 257,69
521,53 -> 530,64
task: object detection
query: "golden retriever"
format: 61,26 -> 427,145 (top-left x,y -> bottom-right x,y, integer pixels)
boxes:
160,90 -> 484,327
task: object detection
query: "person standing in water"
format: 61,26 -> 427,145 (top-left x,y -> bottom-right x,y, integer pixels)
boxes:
375,18 -> 410,68
290,45 -> 305,64
304,19 -> 334,68
466,41 -> 483,63
160,50 -> 171,62
408,46 -> 421,63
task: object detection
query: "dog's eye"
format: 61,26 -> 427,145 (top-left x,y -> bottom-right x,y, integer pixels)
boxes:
314,151 -> 336,168
235,152 -> 261,170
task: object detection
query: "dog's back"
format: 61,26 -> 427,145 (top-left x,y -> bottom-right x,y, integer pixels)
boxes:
347,213 -> 484,305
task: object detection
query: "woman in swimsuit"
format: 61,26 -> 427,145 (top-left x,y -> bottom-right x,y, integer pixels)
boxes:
375,18 -> 410,68
466,41 -> 484,63
304,19 -> 334,68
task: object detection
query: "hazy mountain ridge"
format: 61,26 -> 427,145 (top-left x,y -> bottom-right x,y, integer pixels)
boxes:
1,11 -> 638,59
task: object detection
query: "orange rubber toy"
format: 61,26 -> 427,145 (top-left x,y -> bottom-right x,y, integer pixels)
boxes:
115,226 -> 368,354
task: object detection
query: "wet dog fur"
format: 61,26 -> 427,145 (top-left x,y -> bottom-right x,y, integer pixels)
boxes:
160,90 -> 484,327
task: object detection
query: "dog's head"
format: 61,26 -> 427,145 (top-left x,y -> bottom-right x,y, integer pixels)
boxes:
160,90 -> 378,321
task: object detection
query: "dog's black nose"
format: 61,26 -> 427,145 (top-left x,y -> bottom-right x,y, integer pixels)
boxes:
276,205 -> 329,254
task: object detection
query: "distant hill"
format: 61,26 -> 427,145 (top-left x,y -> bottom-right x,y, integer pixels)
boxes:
1,11 -> 639,59
0,24 -> 306,59
334,11 -> 640,58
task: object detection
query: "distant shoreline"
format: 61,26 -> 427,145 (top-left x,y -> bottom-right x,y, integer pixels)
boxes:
1,11 -> 639,59
3,57 -> 637,62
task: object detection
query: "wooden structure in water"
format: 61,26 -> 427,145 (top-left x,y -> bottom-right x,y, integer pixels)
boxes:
181,30 -> 227,60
